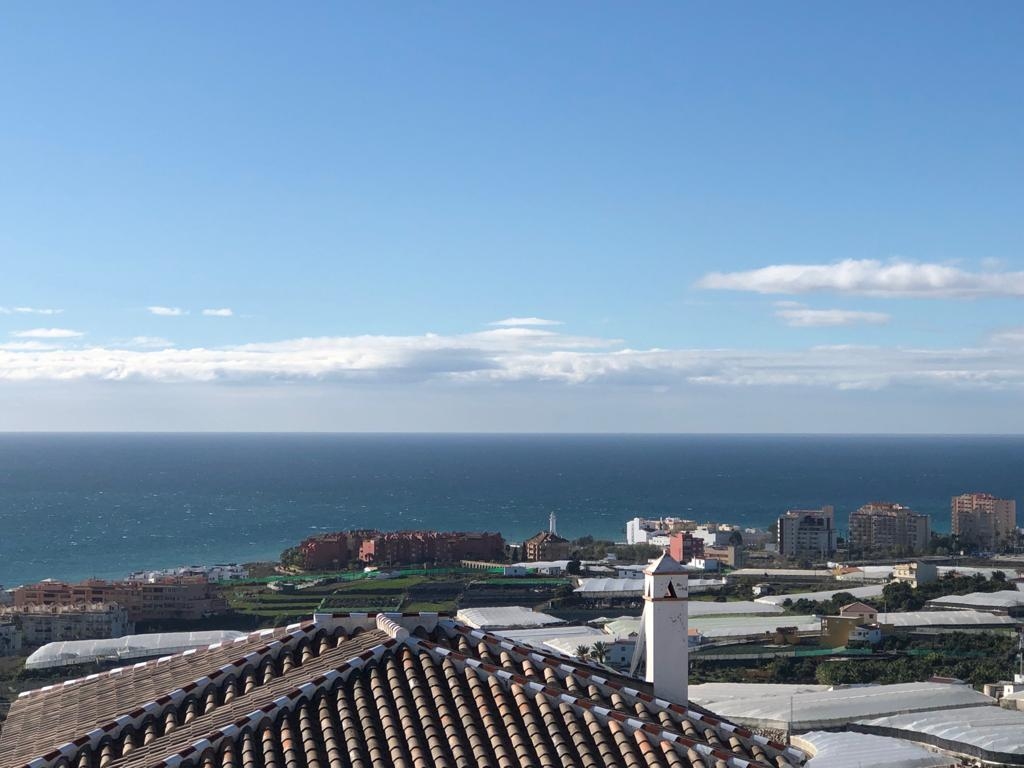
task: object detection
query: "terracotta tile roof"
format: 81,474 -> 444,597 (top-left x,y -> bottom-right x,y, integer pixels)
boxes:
0,623 -> 334,768
0,615 -> 805,768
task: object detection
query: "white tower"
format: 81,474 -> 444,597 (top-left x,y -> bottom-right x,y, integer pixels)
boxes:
549,511 -> 557,536
642,552 -> 689,704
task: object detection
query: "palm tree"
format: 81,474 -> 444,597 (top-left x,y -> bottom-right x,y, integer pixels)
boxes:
590,641 -> 608,663
575,644 -> 591,660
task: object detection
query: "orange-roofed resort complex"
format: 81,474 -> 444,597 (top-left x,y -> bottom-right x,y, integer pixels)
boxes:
0,555 -> 805,768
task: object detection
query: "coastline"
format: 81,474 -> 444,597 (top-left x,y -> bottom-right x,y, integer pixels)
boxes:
0,433 -> 1010,585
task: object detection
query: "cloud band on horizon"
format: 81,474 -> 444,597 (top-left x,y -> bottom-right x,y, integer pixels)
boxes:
1,324 -> 1024,391
697,259 -> 1024,298
0,307 -> 63,315
10,328 -> 84,339
773,302 -> 890,327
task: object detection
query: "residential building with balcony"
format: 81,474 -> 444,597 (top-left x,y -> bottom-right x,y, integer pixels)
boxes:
777,506 -> 836,560
523,531 -> 572,562
952,492 -> 1017,552
1,603 -> 132,647
849,502 -> 930,556
667,532 -> 705,564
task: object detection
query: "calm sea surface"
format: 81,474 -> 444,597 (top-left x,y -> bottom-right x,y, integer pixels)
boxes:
1,434 -> 1022,586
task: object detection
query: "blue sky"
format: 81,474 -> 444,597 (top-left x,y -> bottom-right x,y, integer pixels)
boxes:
2,3 -> 1024,431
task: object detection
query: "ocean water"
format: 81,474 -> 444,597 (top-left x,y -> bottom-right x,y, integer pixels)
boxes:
1,433 -> 1022,586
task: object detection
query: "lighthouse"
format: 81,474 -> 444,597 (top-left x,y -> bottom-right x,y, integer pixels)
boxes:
642,552 -> 689,704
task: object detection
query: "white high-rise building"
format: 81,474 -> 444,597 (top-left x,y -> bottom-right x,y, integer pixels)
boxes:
640,552 -> 689,704
778,506 -> 836,559
626,517 -> 653,544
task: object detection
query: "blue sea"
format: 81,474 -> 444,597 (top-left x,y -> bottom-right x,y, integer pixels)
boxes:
1,434 -> 1022,586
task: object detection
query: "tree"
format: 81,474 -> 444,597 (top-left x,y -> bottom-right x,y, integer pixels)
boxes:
728,529 -> 744,547
279,546 -> 306,570
590,642 -> 609,663
830,592 -> 857,608
928,534 -> 956,555
555,583 -> 576,600
575,645 -> 591,660
565,559 -> 582,575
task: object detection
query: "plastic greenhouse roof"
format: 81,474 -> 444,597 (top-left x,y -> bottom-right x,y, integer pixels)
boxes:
755,584 -> 884,606
857,705 -> 1024,757
793,730 -> 956,768
494,624 -> 604,645
688,600 -> 783,616
926,590 -> 1024,610
574,578 -> 644,594
877,610 -> 1018,627
728,569 -> 834,579
603,614 -> 820,640
24,630 -> 246,669
455,606 -> 564,629
687,681 -> 993,731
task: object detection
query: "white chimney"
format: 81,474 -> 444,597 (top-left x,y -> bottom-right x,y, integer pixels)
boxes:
642,552 -> 689,704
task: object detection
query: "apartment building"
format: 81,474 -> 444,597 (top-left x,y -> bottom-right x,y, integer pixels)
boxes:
849,502 -> 930,555
777,506 -> 836,559
891,561 -> 938,587
12,577 -> 227,622
298,529 -> 505,569
523,531 -> 572,562
359,531 -> 505,565
952,492 -> 1017,551
703,544 -> 744,568
667,531 -> 705,564
624,517 -> 693,545
0,620 -> 20,655
2,603 -> 132,647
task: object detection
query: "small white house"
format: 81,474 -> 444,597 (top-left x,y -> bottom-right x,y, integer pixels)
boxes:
849,624 -> 882,645
688,558 -> 722,573
615,565 -> 646,579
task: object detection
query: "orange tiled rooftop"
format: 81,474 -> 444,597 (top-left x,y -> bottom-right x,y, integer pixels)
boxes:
0,613 -> 804,768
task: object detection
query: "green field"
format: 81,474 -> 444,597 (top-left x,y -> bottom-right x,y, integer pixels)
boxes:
222,568 -> 572,625
330,575 -> 426,592
224,573 -> 456,620
403,600 -> 458,613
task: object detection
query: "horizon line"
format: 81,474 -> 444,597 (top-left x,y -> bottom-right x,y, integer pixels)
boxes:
2,430 -> 1024,437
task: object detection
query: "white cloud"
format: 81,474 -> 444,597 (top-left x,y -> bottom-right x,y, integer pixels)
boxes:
773,302 -> 890,327
10,328 -> 84,339
147,306 -> 187,316
0,325 -> 1021,392
697,259 -> 1024,298
123,336 -> 175,349
489,317 -> 563,327
0,341 -> 60,351
0,307 -> 63,315
990,328 -> 1024,346
202,308 -> 233,317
